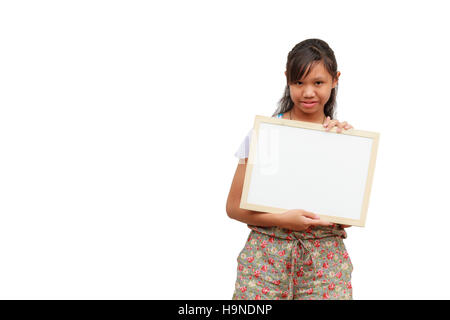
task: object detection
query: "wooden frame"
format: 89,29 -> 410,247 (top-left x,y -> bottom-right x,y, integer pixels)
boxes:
240,115 -> 380,227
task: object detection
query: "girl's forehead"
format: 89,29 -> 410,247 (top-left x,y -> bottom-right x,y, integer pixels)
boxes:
299,61 -> 331,79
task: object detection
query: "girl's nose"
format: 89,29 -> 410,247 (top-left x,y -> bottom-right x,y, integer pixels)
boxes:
303,86 -> 316,98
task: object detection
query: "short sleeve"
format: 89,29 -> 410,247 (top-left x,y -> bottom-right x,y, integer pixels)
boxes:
234,128 -> 252,159
234,114 -> 281,160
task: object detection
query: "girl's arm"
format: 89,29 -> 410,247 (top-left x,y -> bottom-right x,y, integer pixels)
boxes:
226,159 -> 282,227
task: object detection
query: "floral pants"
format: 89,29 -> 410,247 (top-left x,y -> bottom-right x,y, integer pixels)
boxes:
232,227 -> 353,300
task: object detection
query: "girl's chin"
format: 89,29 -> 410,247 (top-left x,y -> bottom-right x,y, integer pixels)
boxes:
299,106 -> 320,113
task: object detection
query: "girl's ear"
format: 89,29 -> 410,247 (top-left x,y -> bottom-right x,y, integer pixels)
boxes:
332,71 -> 341,88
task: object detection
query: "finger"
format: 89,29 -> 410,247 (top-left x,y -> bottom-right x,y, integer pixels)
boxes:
310,219 -> 333,227
301,210 -> 320,220
336,121 -> 346,133
335,224 -> 352,228
326,120 -> 338,131
323,116 -> 330,128
338,121 -> 348,133
305,215 -> 332,225
341,122 -> 353,131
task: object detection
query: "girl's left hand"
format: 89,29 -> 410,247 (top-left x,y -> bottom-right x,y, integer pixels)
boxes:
323,116 -> 353,133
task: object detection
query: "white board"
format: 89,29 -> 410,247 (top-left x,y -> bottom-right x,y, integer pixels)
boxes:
240,115 -> 380,227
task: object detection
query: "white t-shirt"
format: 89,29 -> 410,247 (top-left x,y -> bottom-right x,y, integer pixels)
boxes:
234,113 -> 283,159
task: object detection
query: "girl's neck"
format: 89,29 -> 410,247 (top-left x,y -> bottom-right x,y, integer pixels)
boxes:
290,107 -> 326,124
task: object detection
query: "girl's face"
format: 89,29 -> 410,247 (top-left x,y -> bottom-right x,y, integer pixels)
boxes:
287,60 -> 340,116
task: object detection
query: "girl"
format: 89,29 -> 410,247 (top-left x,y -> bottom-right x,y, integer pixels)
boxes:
226,39 -> 354,300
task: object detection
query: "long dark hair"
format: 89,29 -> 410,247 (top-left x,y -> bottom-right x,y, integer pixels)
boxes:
272,39 -> 339,119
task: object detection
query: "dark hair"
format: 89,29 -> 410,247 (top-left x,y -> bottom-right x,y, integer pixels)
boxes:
272,39 -> 339,119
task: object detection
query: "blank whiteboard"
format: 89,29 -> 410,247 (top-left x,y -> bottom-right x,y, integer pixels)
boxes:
240,115 -> 380,227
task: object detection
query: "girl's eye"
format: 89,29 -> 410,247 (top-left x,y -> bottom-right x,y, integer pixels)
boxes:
296,81 -> 323,85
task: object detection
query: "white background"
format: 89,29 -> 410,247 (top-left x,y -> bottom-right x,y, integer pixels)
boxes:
0,0 -> 448,299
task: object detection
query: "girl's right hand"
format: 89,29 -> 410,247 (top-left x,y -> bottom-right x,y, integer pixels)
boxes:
278,209 -> 333,231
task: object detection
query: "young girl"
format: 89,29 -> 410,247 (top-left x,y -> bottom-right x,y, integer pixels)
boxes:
226,39 -> 354,300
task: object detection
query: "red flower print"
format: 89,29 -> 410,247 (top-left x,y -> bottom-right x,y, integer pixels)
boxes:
247,257 -> 254,263
254,270 -> 261,278
347,282 -> 352,289
297,271 -> 304,277
261,240 -> 267,248
286,263 -> 292,270
306,288 -> 313,295
240,286 -> 247,293
317,270 -> 324,278
238,264 -> 244,271
334,241 -> 338,247
268,258 -> 274,265
272,280 -> 281,285
327,252 -> 334,260
323,262 -> 329,269
261,265 -> 268,272
262,287 -> 270,295
279,250 -> 285,256
328,283 -> 336,290
314,240 -> 320,248
269,237 -> 274,243
323,292 -> 329,299
336,272 -> 342,279
293,278 -> 298,286
305,259 -> 313,266
281,291 -> 289,298
343,252 -> 349,259
255,295 -> 261,300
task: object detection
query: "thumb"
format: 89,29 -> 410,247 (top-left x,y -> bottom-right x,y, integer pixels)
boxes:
301,210 -> 320,220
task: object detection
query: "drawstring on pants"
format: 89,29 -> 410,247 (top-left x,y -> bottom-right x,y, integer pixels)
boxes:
288,237 -> 316,299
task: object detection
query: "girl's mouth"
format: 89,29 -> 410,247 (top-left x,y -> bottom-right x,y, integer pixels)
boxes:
301,101 -> 318,108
